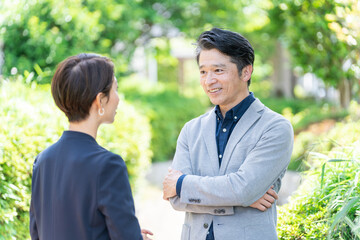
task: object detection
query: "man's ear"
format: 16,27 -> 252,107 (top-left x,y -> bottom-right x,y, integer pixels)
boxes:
241,65 -> 253,82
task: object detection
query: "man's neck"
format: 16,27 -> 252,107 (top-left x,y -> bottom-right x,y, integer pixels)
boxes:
219,92 -> 250,117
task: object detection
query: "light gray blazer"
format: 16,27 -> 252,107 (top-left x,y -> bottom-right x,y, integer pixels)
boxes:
170,99 -> 294,240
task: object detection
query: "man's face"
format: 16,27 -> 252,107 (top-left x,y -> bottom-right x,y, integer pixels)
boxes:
199,48 -> 250,114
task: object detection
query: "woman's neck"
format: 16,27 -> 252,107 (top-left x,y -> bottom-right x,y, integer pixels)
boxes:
68,117 -> 100,139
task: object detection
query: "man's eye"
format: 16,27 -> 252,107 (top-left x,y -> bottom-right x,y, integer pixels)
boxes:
200,71 -> 206,75
215,69 -> 223,73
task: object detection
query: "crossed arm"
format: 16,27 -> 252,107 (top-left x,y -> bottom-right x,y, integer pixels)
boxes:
163,168 -> 278,212
162,119 -> 293,214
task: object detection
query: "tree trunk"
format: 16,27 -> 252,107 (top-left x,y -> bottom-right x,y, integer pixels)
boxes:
178,58 -> 185,91
272,40 -> 295,98
338,78 -> 352,108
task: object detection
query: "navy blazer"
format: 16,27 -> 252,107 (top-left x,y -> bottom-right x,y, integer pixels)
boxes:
30,131 -> 142,240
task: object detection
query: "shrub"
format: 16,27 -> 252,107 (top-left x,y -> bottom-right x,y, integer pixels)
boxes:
278,117 -> 360,239
0,79 -> 151,239
119,78 -> 207,162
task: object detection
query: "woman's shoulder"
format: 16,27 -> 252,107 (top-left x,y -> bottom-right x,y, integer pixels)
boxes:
93,147 -> 126,167
33,140 -> 61,166
100,148 -> 123,161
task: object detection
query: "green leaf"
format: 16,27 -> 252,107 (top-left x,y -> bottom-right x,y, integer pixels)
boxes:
327,197 -> 360,240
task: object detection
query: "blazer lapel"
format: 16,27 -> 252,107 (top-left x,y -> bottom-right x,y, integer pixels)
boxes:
201,109 -> 220,175
219,99 -> 265,175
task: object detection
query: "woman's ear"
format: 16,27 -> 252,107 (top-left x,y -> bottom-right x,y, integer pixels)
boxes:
241,65 -> 253,82
93,92 -> 107,116
94,92 -> 103,110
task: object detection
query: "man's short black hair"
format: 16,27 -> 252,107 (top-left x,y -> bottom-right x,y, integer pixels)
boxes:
196,28 -> 255,86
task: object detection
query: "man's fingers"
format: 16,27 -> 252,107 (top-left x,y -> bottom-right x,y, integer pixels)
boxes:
250,188 -> 279,212
264,193 -> 275,204
256,203 -> 267,212
267,188 -> 278,200
259,199 -> 272,208
162,193 -> 170,201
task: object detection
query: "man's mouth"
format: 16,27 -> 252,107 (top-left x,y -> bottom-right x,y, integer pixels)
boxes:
208,88 -> 221,93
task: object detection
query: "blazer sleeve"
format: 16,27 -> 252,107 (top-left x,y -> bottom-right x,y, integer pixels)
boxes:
179,118 -> 294,207
169,123 -> 235,216
97,154 -> 142,240
30,158 -> 39,240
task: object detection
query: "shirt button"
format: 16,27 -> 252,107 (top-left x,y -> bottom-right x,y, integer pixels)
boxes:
222,128 -> 227,132
203,223 -> 209,229
219,154 -> 222,159
234,116 -> 238,119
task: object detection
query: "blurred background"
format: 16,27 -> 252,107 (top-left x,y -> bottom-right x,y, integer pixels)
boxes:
0,0 -> 359,239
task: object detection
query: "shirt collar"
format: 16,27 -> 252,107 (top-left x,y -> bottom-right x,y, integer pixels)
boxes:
215,92 -> 255,122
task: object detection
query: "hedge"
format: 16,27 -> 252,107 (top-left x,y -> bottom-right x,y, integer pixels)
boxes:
0,79 -> 152,239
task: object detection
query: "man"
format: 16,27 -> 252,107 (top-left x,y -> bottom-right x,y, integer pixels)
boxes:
163,28 -> 294,240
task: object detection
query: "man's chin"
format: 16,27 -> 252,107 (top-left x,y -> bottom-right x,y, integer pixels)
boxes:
208,98 -> 220,106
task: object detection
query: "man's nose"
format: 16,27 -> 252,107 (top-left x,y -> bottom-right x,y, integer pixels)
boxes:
205,72 -> 216,85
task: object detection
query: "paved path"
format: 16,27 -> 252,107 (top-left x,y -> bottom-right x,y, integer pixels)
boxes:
135,161 -> 302,240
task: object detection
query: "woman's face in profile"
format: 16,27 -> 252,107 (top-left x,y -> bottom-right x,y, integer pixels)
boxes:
102,77 -> 120,124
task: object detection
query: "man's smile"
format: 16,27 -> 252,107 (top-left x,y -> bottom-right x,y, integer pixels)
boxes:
208,88 -> 222,93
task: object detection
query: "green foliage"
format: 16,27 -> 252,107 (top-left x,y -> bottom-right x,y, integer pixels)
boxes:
0,0 -> 278,90
269,0 -> 358,84
0,79 -> 151,239
0,0 -> 196,82
267,0 -> 360,107
119,77 -> 207,162
278,110 -> 360,239
2,0 -> 359,108
1,0 -> 105,82
278,154 -> 360,239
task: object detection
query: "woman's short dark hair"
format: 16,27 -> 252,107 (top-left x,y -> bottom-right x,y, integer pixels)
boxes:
195,28 -> 255,86
51,53 -> 114,122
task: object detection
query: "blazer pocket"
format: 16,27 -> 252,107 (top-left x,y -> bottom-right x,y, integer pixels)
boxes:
181,224 -> 191,240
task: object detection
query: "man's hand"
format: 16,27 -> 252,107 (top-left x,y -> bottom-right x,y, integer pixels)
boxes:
250,186 -> 278,211
162,168 -> 183,200
141,229 -> 153,240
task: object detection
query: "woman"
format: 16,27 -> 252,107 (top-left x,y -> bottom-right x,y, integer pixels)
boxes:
30,53 -> 152,240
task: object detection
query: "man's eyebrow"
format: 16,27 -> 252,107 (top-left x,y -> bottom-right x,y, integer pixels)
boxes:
199,64 -> 227,69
